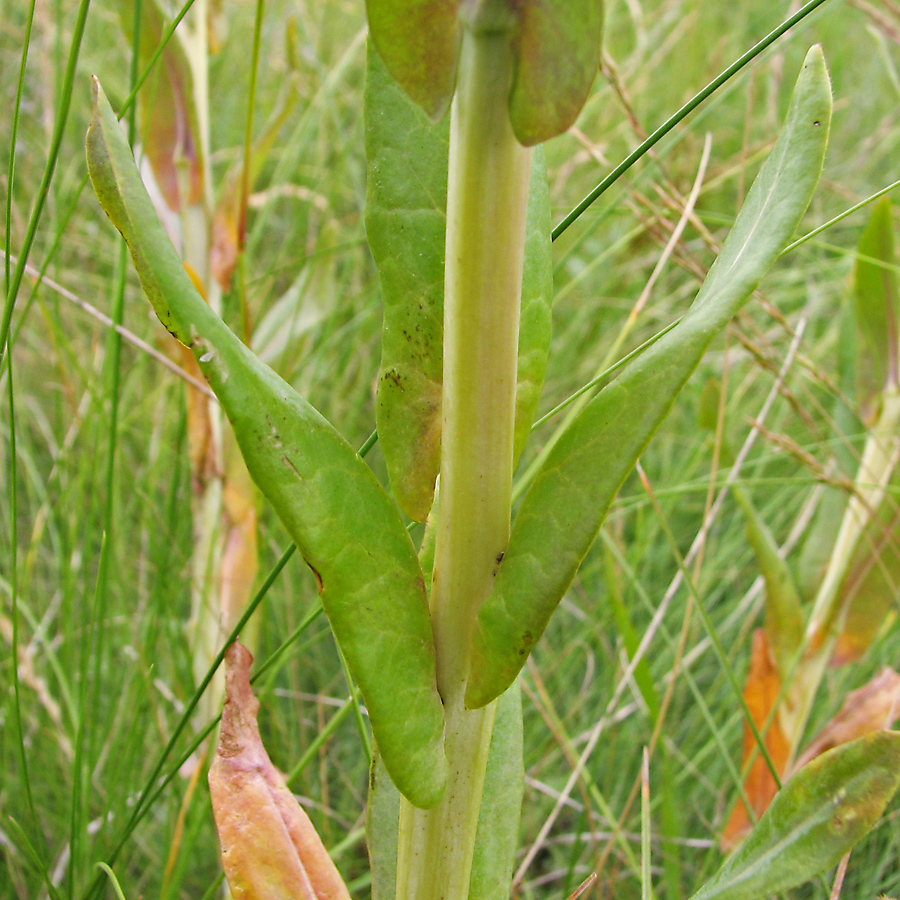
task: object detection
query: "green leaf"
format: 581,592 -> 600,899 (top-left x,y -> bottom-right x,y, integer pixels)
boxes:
468,683 -> 524,900
797,483 -> 847,602
366,42 -> 553,521
366,750 -> 401,900
517,147 -> 554,457
365,0 -> 461,122
86,77 -> 447,810
732,484 -> 805,678
366,41 -> 447,522
854,196 -> 900,419
801,211 -> 900,664
796,297 -> 859,602
689,731 -> 900,900
602,532 -> 660,720
508,0 -> 603,146
365,0 -> 602,146
698,383 -> 804,677
466,45 -> 832,709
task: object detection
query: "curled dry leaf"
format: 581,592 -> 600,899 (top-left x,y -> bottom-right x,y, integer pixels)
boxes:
793,667 -> 900,771
209,643 -> 351,900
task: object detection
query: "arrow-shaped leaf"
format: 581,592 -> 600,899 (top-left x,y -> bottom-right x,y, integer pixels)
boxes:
86,77 -> 447,809
466,46 -> 832,709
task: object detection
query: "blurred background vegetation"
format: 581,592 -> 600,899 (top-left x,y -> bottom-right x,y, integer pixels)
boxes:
3,0 -> 900,898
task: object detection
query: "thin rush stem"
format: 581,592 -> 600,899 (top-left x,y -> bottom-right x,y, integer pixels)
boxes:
395,23 -> 532,900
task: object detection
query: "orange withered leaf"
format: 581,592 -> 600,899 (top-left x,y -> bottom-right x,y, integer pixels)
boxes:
721,629 -> 791,851
209,643 -> 351,900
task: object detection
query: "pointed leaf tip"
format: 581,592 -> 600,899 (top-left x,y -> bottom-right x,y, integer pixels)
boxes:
86,76 -> 204,346
217,642 -> 262,760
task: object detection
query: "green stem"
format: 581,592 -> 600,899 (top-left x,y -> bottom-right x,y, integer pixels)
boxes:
395,23 -> 532,900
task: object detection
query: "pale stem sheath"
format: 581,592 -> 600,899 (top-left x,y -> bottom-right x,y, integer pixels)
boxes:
395,24 -> 532,900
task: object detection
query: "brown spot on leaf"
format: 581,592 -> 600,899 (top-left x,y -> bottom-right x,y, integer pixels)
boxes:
308,562 -> 323,594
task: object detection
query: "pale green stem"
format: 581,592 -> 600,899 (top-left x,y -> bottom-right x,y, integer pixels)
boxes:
786,388 -> 900,753
176,0 -> 230,726
179,0 -> 216,301
395,25 -> 532,900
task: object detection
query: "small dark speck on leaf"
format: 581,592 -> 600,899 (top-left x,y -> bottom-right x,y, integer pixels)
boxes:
813,120 -> 820,126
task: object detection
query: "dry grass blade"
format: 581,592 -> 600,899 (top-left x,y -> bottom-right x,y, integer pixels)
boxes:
565,872 -> 598,900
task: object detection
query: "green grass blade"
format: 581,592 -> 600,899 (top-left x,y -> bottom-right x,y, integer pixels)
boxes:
641,749 -> 652,900
854,197 -> 900,411
95,864 -> 128,900
551,0 -> 833,241
782,178 -> 900,255
4,0 -> 35,295
4,816 -> 65,900
0,0 -> 92,364
6,350 -> 43,863
466,45 -> 832,709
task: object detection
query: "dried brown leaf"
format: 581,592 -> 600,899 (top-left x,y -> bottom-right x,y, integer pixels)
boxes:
794,668 -> 900,770
209,644 -> 351,900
